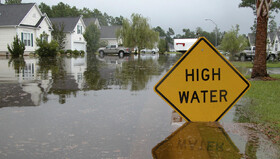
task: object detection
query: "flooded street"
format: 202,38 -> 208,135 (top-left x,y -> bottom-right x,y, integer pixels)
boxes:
0,53 -> 279,159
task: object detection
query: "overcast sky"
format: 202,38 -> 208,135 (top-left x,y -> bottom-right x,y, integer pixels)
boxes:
23,0 -> 280,35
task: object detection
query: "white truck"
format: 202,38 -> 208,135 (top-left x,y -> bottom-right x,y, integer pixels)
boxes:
174,38 -> 197,53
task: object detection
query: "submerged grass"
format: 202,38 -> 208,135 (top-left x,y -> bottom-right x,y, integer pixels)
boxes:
237,75 -> 280,144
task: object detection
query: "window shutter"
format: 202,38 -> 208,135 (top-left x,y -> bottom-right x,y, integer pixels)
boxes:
31,33 -> 33,47
21,33 -> 23,42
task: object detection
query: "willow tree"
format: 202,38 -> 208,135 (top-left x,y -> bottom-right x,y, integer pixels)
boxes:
240,0 -> 280,78
116,13 -> 159,53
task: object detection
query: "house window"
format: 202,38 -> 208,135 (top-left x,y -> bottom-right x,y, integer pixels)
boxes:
21,32 -> 33,47
40,32 -> 48,42
77,25 -> 83,34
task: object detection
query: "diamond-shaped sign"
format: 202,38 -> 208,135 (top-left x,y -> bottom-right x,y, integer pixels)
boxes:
154,37 -> 250,122
152,122 -> 241,158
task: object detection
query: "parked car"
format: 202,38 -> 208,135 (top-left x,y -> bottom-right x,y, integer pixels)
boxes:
266,51 -> 279,61
235,46 -> 255,61
140,48 -> 159,54
98,45 -> 131,58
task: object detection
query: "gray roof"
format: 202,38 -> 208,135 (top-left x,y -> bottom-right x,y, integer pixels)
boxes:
50,17 -> 81,32
100,26 -> 121,39
83,17 -> 97,27
0,3 -> 35,26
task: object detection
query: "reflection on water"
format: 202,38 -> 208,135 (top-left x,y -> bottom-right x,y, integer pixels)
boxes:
0,54 -> 180,107
152,122 -> 241,159
0,54 -> 279,158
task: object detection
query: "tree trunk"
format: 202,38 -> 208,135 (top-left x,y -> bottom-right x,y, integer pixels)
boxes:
251,0 -> 270,78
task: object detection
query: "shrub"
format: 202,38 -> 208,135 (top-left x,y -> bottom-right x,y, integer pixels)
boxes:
36,39 -> 59,57
36,33 -> 59,57
80,50 -> 85,55
66,49 -> 72,54
7,35 -> 25,57
59,50 -> 65,54
158,39 -> 168,53
72,50 -> 80,55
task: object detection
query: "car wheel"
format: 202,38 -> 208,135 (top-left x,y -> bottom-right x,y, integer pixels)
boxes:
267,54 -> 275,61
152,51 -> 155,54
99,51 -> 104,58
119,51 -> 124,58
240,54 -> 246,62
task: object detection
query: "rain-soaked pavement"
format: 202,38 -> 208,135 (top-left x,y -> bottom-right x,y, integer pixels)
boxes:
0,53 -> 279,159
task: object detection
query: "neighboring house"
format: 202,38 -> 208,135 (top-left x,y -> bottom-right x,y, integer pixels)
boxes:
248,32 -> 280,53
83,17 -> 101,29
100,26 -> 122,45
0,3 -> 53,55
50,16 -> 87,52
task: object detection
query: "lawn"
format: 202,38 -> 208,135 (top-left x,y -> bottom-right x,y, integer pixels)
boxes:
236,74 -> 280,144
231,61 -> 280,68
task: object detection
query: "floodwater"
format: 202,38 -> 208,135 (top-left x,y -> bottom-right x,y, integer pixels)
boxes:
0,53 -> 279,159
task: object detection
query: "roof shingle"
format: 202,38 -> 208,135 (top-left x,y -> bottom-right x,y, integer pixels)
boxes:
0,3 -> 35,26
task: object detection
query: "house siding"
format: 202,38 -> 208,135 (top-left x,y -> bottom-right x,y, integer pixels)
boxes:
71,19 -> 86,51
0,28 -> 16,54
37,18 -> 52,43
64,33 -> 72,51
21,6 -> 41,26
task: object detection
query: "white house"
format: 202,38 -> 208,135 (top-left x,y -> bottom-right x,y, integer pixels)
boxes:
100,26 -> 122,45
50,16 -> 87,52
83,17 -> 101,29
0,3 -> 53,55
249,32 -> 280,53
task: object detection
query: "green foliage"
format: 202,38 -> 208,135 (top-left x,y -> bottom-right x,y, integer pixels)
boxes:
239,0 -> 280,12
83,23 -> 100,53
154,26 -> 166,37
158,39 -> 168,53
36,34 -> 59,57
237,79 -> 280,144
7,35 -> 25,58
219,25 -> 248,60
116,13 -> 159,52
38,2 -> 124,26
8,57 -> 26,73
5,0 -> 21,4
99,40 -> 108,47
52,23 -> 66,50
182,28 -> 196,38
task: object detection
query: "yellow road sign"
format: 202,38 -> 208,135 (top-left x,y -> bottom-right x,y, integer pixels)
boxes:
154,37 -> 250,121
152,122 -> 241,159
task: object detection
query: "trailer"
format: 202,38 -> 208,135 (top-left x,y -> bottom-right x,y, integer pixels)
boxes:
174,38 -> 197,53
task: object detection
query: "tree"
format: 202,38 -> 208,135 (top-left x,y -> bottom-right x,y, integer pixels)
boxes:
52,23 -> 66,50
83,23 -> 100,53
5,0 -> 21,4
39,3 -> 53,17
51,2 -> 80,17
7,35 -> 25,57
116,13 -> 159,53
158,39 -> 168,53
166,27 -> 175,44
239,0 -> 279,78
219,25 -> 248,60
182,28 -> 196,38
154,26 -> 166,37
